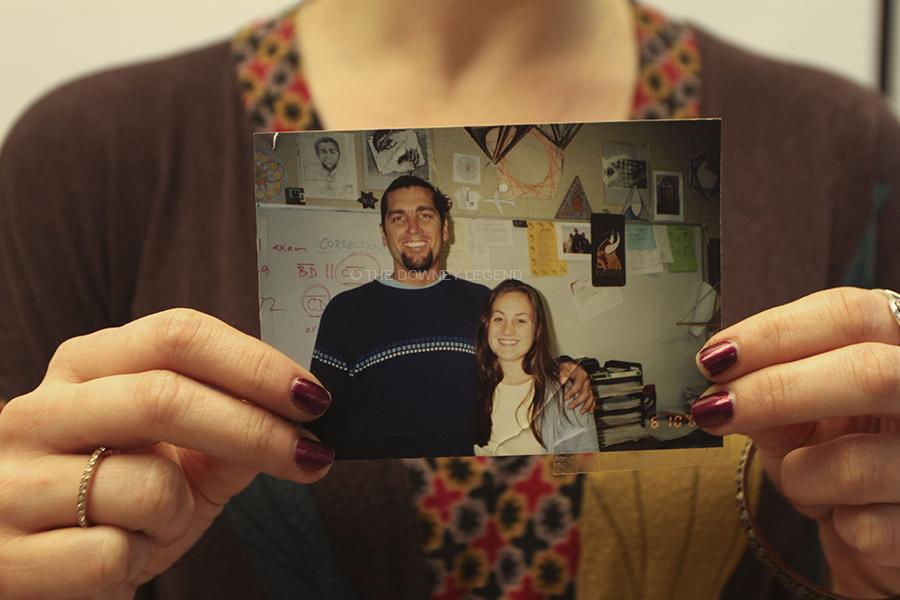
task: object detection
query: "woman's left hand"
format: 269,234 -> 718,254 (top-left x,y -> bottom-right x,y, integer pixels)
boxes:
691,287 -> 900,598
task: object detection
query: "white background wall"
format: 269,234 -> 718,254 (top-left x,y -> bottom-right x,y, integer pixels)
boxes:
0,1 -> 892,145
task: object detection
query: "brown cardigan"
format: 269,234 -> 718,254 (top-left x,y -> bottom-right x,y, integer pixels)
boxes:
1,25 -> 898,599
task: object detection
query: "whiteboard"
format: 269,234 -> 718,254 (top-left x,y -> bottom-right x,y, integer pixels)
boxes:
257,204 -> 710,412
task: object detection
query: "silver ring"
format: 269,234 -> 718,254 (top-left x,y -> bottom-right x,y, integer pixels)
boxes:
76,447 -> 113,527
878,289 -> 900,331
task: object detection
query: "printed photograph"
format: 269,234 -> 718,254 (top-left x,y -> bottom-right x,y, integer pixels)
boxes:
255,120 -> 722,461
557,223 -> 592,260
653,170 -> 684,221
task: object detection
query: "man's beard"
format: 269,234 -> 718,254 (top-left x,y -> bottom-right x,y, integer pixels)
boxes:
401,250 -> 436,272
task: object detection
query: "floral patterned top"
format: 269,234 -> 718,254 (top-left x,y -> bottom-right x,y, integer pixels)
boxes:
231,4 -> 701,598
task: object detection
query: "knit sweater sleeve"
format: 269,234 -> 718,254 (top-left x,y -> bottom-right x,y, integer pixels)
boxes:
307,294 -> 358,457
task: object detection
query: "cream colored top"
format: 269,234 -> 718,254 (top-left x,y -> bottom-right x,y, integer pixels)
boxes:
474,379 -> 546,457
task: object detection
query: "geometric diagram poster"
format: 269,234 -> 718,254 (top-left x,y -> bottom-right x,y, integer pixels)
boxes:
453,153 -> 481,185
601,141 -> 651,206
689,150 -> 720,200
465,125 -> 532,164
362,129 -> 431,190
298,131 -> 359,200
591,213 -> 627,286
555,175 -> 592,219
536,123 -> 583,150
253,134 -> 286,203
620,185 -> 652,221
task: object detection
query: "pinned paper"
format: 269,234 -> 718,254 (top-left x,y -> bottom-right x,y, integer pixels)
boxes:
366,129 -> 425,175
626,224 -> 656,251
445,220 -> 472,274
446,220 -> 491,275
570,277 -> 624,322
464,190 -> 481,211
474,220 -> 513,247
667,225 -> 698,273
527,221 -> 567,277
626,223 -> 664,275
653,225 -> 674,263
453,188 -> 481,211
628,250 -> 664,275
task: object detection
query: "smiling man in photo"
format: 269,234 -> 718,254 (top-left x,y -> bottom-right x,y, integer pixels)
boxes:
307,175 -> 593,459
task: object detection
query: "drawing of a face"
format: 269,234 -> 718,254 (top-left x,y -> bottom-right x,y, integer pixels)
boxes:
382,186 -> 448,274
315,138 -> 340,172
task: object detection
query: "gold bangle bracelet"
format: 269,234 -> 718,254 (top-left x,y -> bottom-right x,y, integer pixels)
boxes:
735,440 -> 892,600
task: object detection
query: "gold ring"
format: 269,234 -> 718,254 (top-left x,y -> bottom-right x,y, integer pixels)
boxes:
76,447 -> 113,528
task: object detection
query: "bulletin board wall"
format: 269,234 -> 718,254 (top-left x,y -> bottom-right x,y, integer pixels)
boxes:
257,205 -> 711,413
255,120 -> 721,236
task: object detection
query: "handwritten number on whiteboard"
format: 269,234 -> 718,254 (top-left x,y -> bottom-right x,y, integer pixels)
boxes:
259,296 -> 286,312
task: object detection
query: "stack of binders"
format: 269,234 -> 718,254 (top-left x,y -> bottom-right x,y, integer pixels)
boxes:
592,360 -> 656,448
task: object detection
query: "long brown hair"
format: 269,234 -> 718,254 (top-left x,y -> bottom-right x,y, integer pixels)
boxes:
473,279 -> 561,448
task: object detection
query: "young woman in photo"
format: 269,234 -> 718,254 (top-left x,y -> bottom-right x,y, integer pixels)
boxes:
474,279 -> 599,456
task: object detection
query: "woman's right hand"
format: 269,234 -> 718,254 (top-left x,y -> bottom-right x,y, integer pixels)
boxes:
0,309 -> 334,599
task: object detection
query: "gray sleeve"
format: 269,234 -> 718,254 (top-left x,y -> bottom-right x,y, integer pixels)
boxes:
543,401 -> 600,454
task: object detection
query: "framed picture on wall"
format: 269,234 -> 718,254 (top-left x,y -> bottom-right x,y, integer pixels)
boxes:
556,222 -> 592,260
652,171 -> 683,221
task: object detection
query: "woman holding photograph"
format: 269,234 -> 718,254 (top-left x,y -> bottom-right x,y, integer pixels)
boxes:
1,0 -> 899,598
474,279 -> 599,456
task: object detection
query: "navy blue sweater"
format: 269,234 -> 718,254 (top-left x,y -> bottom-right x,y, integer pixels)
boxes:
307,276 -> 490,459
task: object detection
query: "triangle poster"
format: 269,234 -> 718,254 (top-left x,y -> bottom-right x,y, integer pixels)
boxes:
555,176 -> 592,220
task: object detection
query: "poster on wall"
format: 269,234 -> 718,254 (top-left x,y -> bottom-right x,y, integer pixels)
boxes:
652,171 -> 684,221
362,129 -> 431,190
452,153 -> 481,185
591,213 -> 627,286
601,141 -> 650,206
555,176 -> 592,220
298,132 -> 359,200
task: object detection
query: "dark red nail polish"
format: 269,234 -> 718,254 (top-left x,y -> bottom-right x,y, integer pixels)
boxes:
691,391 -> 734,428
293,438 -> 335,471
291,378 -> 331,416
698,341 -> 738,376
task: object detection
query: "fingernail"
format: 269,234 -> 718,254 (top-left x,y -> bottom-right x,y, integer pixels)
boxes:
691,391 -> 734,428
293,437 -> 335,470
291,378 -> 331,416
698,341 -> 738,376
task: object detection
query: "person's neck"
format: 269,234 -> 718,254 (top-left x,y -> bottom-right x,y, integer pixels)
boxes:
500,361 -> 533,386
295,0 -> 637,129
390,267 -> 443,288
